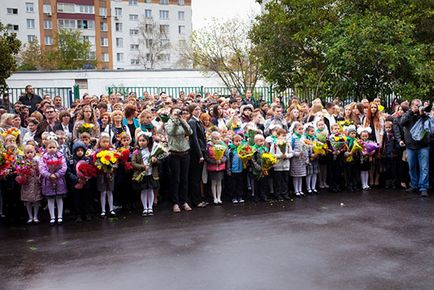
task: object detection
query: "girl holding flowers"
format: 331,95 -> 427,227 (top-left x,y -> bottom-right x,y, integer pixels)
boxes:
132,132 -> 159,216
269,128 -> 293,200
39,138 -> 67,226
205,131 -> 227,205
315,119 -> 330,189
304,124 -> 319,194
290,122 -> 308,197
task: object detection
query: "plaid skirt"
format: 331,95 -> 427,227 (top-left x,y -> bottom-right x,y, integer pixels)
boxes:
306,159 -> 319,176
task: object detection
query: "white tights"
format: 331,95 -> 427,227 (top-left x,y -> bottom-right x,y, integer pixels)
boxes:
25,202 -> 40,220
47,197 -> 63,220
293,177 -> 303,193
100,191 -> 114,213
211,180 -> 222,202
361,171 -> 369,189
140,189 -> 154,211
306,174 -> 318,191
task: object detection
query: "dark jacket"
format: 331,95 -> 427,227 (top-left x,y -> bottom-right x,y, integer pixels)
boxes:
53,122 -> 74,134
382,132 -> 400,158
18,93 -> 42,113
34,119 -> 55,145
188,117 -> 206,161
400,110 -> 430,150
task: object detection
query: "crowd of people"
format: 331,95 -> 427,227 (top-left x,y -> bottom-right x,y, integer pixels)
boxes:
0,84 -> 432,226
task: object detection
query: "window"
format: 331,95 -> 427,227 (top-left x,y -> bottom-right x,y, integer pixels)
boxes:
57,3 -> 74,13
160,0 -> 169,4
130,29 -> 139,35
144,9 -> 152,19
117,53 -> 124,62
77,20 -> 94,29
178,0 -> 185,5
25,3 -> 34,13
145,39 -> 153,48
27,35 -> 36,42
45,36 -> 53,45
158,54 -> 170,62
116,38 -> 123,48
179,39 -> 187,47
7,8 -> 18,15
129,0 -> 137,5
144,0 -> 152,3
89,51 -> 96,60
44,20 -> 52,29
115,23 -> 122,32
79,5 -> 94,14
130,44 -> 139,50
131,59 -> 140,65
102,53 -> 109,62
100,37 -> 109,46
159,10 -> 169,20
178,25 -> 185,35
99,7 -> 107,17
43,4 -> 51,14
129,14 -> 138,21
178,11 -> 185,21
160,25 -> 169,35
100,22 -> 108,31
58,19 -> 76,29
27,19 -> 35,29
160,39 -> 170,47
115,8 -> 122,17
7,25 -> 19,31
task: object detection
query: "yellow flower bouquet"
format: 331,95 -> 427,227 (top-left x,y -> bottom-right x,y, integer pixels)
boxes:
78,123 -> 95,134
261,152 -> 278,177
95,150 -> 119,174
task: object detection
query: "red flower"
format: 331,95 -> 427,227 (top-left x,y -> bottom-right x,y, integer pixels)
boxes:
104,155 -> 111,161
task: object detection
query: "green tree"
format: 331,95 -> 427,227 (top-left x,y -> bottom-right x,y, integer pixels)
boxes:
252,0 -> 434,100
18,38 -> 42,70
0,23 -> 21,93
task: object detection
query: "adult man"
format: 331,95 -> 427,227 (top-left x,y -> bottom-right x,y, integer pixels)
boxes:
18,85 -> 42,113
34,105 -> 58,144
241,90 -> 254,107
323,102 -> 337,132
264,106 -> 288,136
53,96 -> 66,112
401,99 -> 430,197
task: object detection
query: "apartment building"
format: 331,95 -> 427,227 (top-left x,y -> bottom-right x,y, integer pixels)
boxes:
0,0 -> 192,70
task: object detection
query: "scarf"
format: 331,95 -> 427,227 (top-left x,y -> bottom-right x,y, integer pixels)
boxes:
347,136 -> 355,149
140,123 -> 154,133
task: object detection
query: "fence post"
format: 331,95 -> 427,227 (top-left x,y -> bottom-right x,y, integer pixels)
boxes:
269,84 -> 273,102
73,85 -> 80,100
200,86 -> 204,97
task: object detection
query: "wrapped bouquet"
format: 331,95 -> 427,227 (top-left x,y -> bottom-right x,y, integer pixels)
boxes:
313,141 -> 328,156
75,160 -> 98,189
210,143 -> 227,162
260,152 -> 278,177
77,123 -> 95,134
360,140 -> 380,155
237,144 -> 256,168
0,145 -> 14,178
14,158 -> 34,185
95,150 -> 119,174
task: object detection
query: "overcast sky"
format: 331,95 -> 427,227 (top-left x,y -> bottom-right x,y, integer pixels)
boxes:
192,0 -> 261,30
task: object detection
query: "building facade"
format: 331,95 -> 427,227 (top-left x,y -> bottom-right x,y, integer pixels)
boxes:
0,0 -> 192,70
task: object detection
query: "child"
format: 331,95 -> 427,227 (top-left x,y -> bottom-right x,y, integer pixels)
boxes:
56,130 -> 72,161
67,141 -> 92,222
382,121 -> 400,189
328,123 -> 346,192
226,134 -> 245,204
315,119 -> 329,189
115,132 -> 134,210
132,132 -> 159,216
94,133 -> 116,217
269,128 -> 293,200
39,138 -> 68,226
358,127 -> 373,190
290,122 -> 307,197
205,131 -> 227,205
343,125 -> 360,191
304,124 -> 319,193
20,144 -> 42,224
251,134 -> 269,201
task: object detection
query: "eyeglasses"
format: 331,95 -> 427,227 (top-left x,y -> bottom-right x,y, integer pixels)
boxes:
46,111 -> 55,114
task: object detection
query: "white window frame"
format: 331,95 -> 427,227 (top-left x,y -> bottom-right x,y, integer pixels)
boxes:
160,0 -> 169,4
130,29 -> 139,36
27,35 -> 36,42
159,10 -> 169,20
44,20 -> 52,29
130,44 -> 139,50
77,20 -> 94,30
25,3 -> 34,13
100,22 -> 108,31
145,9 -> 152,19
129,14 -> 139,21
7,8 -> 18,15
100,37 -> 109,47
102,53 -> 109,62
58,19 -> 76,29
178,0 -> 185,5
45,36 -> 53,45
43,4 -> 51,14
178,11 -> 185,21
116,38 -> 123,48
99,7 -> 107,17
129,0 -> 138,5
116,53 -> 124,62
115,22 -> 123,32
26,19 -> 35,29
115,8 -> 122,17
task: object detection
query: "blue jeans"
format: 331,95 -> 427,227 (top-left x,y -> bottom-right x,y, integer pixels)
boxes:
406,147 -> 430,192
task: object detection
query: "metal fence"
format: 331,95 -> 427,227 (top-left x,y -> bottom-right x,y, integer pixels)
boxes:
6,87 -> 74,107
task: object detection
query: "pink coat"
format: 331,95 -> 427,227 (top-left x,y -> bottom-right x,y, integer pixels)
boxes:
39,152 -> 68,197
205,143 -> 227,172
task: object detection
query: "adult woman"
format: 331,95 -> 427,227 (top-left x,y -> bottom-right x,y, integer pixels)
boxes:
304,103 -> 323,123
53,111 -> 73,138
211,104 -> 227,131
122,104 -> 140,144
99,112 -> 111,132
240,104 -> 254,124
285,106 -> 303,126
0,113 -> 16,130
135,110 -> 157,141
352,103 -> 365,126
104,110 -> 130,147
72,105 -> 100,142
165,107 -> 193,213
200,112 -> 215,141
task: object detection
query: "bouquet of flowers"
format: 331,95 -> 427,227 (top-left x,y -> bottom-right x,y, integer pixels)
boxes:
77,123 -> 95,134
95,150 -> 119,174
150,142 -> 168,160
0,145 -> 14,177
338,120 -> 353,132
345,140 -> 364,162
316,130 -> 328,143
247,129 -> 259,146
75,160 -> 98,189
46,159 -> 63,173
313,141 -> 328,156
302,139 -> 314,151
360,140 -> 380,155
210,143 -> 227,162
118,148 -> 133,171
330,134 -> 347,152
277,139 -> 287,154
260,152 -> 278,177
14,157 -> 34,185
237,144 -> 256,168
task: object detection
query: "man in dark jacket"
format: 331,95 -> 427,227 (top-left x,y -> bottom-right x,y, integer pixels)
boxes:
188,104 -> 208,208
18,85 -> 42,113
400,99 -> 430,197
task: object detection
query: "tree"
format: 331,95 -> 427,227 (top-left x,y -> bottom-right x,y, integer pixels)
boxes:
0,23 -> 21,94
251,0 -> 434,100
137,18 -> 171,69
18,38 -> 42,70
182,18 -> 259,95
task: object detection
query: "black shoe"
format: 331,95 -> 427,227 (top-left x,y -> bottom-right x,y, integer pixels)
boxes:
74,217 -> 83,223
421,191 -> 429,197
283,195 -> 291,200
406,187 -> 417,193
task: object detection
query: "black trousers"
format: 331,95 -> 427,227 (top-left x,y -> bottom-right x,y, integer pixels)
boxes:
73,187 -> 91,217
329,155 -> 344,190
189,156 -> 204,205
344,162 -> 359,188
384,157 -> 398,185
253,175 -> 269,200
273,170 -> 289,197
227,172 -> 245,200
169,153 -> 190,205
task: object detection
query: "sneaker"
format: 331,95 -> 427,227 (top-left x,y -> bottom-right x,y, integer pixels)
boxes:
27,219 -> 33,224
232,199 -> 239,204
172,204 -> 181,213
142,209 -> 148,217
49,218 -> 55,226
182,203 -> 192,211
238,198 -> 245,203
421,191 -> 429,197
148,209 -> 154,216
57,218 -> 63,225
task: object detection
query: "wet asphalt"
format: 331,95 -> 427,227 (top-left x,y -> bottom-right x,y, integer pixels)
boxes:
1,189 -> 433,290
